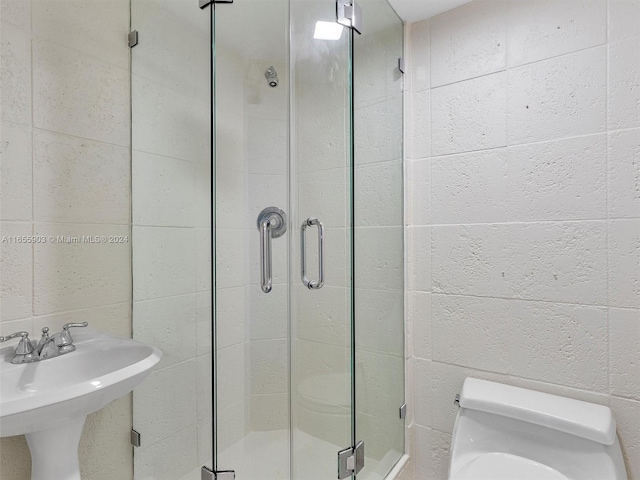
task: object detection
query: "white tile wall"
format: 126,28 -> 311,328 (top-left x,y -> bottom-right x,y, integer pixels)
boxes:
0,0 -> 132,477
0,122 -> 32,221
406,1 -> 640,478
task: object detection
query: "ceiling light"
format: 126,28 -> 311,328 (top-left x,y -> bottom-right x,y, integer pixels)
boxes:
314,21 -> 344,40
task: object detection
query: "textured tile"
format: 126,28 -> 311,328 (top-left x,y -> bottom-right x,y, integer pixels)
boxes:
216,343 -> 246,411
357,287 -> 404,355
507,46 -> 607,145
609,0 -> 640,42
251,393 -> 288,430
431,0 -> 506,87
432,294 -> 512,374
133,360 -> 198,447
247,117 -> 287,175
431,148 -> 508,224
414,359 -> 432,428
609,219 -> 640,308
196,228 -> 211,292
33,302 -> 131,338
85,461 -> 132,480
355,161 -> 403,227
609,129 -> 640,218
0,436 -> 31,479
609,39 -> 640,130
32,39 -> 129,146
356,226 -> 403,291
0,222 -> 32,321
296,107 -> 349,173
79,395 -> 132,477
1,22 -> 31,126
298,286 -> 348,346
610,307 -> 640,400
133,295 -> 196,369
609,397 -> 640,480
249,285 -> 286,340
134,424 -> 198,480
250,338 -> 288,394
411,291 -> 432,360
194,159 -> 212,229
130,0 -> 208,90
408,158 -> 431,226
196,353 -> 213,420
33,224 -> 130,314
507,300 -> 608,391
216,286 -> 246,348
132,150 -> 196,227
414,426 -> 451,480
355,97 -> 403,165
132,226 -> 196,301
432,72 -> 507,156
410,89 -> 431,159
408,226 -> 431,293
506,134 -> 607,221
32,0 -> 129,69
33,130 -> 130,224
0,0 -> 30,30
432,222 -> 608,305
410,19 -> 430,93
507,0 -> 607,66
0,122 -> 32,221
356,349 -> 405,418
0,316 -> 32,337
354,25 -> 403,107
195,292 -> 212,358
131,74 -> 208,161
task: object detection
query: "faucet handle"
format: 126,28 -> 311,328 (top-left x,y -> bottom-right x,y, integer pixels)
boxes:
56,322 -> 88,349
63,322 -> 88,331
0,331 -> 35,355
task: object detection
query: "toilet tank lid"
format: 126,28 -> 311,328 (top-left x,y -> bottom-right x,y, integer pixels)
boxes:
459,378 -> 616,446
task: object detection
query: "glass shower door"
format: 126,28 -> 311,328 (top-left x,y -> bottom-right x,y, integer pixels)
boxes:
290,0 -> 355,479
212,0 -> 355,478
212,0 -> 291,477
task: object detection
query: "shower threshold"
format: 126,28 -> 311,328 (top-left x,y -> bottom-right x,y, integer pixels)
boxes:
178,429 -> 402,480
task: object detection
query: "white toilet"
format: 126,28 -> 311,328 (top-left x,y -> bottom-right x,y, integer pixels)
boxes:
448,378 -> 628,480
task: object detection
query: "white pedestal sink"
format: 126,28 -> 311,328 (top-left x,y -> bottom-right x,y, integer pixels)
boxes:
0,331 -> 162,480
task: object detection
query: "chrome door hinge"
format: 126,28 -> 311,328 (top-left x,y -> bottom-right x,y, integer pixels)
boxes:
338,441 -> 364,479
399,402 -> 407,419
199,0 -> 233,9
128,31 -> 139,48
201,467 -> 235,480
337,0 -> 362,34
130,429 -> 141,447
398,57 -> 405,74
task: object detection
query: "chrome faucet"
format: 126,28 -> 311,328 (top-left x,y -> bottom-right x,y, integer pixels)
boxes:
0,332 -> 38,364
1,322 -> 88,364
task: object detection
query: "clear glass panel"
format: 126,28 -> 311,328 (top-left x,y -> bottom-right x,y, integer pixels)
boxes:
353,1 -> 405,478
130,0 -> 213,478
213,1 -> 291,478
289,0 -> 354,478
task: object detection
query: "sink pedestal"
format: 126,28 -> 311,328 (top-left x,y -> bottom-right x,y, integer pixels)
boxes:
25,415 -> 86,480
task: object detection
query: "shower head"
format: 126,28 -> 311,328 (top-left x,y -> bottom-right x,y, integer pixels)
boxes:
265,66 -> 279,87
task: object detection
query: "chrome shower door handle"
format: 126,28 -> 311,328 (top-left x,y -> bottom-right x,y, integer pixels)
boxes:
301,218 -> 325,289
259,218 -> 273,293
257,207 -> 287,294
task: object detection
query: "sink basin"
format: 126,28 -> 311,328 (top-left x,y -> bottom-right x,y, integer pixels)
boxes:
0,330 -> 161,480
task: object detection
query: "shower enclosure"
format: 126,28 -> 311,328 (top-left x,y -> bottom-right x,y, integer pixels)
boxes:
130,0 -> 403,478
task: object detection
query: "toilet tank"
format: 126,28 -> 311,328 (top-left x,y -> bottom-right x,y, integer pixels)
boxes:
449,378 -> 628,480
